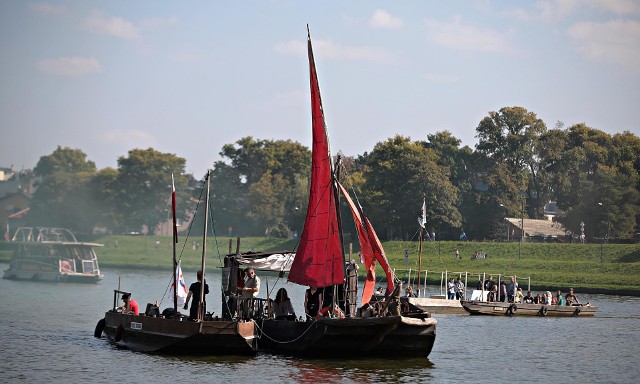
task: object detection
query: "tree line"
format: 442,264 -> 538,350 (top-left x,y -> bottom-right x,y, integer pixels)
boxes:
22,106 -> 640,242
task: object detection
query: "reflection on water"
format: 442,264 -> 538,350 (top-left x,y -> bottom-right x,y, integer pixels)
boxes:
0,264 -> 639,383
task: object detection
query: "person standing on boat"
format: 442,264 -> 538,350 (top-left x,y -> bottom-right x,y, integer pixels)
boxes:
304,286 -> 323,320
484,276 -> 495,292
556,290 -> 565,306
121,293 -> 139,315
241,268 -> 260,298
184,270 -> 209,321
455,277 -> 465,300
500,281 -> 508,302
447,278 -> 456,300
240,267 -> 260,319
507,276 -> 518,303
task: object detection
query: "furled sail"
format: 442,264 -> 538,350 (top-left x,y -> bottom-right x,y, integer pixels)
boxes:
338,182 -> 376,305
362,207 -> 395,296
288,27 -> 345,288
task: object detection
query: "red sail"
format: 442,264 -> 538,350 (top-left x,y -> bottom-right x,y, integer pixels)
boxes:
362,209 -> 395,296
338,183 -> 376,304
288,29 -> 345,288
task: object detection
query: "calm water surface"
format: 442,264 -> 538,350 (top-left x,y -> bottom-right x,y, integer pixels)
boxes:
1,263 -> 639,383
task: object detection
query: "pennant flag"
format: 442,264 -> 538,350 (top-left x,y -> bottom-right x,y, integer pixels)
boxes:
418,199 -> 426,228
170,261 -> 188,307
171,174 -> 178,244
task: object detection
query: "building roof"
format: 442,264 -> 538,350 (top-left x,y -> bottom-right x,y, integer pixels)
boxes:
506,218 -> 568,237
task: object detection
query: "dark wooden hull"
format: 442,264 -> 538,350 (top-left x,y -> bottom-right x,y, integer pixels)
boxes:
3,269 -> 102,283
461,300 -> 597,317
258,315 -> 436,358
103,311 -> 257,355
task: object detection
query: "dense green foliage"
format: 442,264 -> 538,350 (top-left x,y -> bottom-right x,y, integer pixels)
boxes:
18,106 -> 640,243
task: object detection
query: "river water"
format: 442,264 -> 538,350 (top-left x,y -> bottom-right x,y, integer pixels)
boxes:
1,263 -> 639,383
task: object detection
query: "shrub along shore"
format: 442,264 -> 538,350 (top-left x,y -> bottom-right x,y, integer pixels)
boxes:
1,235 -> 638,295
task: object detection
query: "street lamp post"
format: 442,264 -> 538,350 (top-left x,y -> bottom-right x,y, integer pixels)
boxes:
598,202 -> 609,262
500,204 -> 508,241
518,198 -> 524,260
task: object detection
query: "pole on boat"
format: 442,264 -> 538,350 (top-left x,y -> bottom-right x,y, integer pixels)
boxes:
198,170 -> 210,321
171,174 -> 178,319
417,226 -> 422,296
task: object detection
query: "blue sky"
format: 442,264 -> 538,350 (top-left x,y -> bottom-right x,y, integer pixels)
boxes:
1,1 -> 639,178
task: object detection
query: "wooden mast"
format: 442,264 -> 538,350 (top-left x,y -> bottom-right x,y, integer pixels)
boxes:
198,170 -> 210,321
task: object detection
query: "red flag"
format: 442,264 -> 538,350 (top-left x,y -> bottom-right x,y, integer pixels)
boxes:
171,174 -> 178,243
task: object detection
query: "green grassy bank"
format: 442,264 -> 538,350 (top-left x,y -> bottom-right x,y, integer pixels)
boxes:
2,235 -> 639,295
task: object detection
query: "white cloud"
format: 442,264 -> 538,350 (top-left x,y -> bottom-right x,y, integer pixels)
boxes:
370,10 -> 404,29
99,130 -> 156,147
83,11 -> 139,39
423,73 -> 460,83
568,19 -> 640,74
37,57 -> 102,77
275,39 -> 395,63
425,16 -> 520,55
507,0 -> 640,22
28,2 -> 68,16
140,16 -> 179,29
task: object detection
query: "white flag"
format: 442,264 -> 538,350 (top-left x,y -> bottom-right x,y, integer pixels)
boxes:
418,199 -> 426,228
170,261 -> 188,307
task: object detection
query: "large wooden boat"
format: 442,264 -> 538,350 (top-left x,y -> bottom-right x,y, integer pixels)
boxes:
3,227 -> 103,283
255,27 -> 436,358
96,173 -> 258,355
461,300 -> 597,317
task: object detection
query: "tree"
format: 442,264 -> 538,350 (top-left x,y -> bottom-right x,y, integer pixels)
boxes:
27,147 -> 98,233
360,135 -> 461,240
476,106 -> 548,219
211,138 -> 311,237
115,148 -> 188,234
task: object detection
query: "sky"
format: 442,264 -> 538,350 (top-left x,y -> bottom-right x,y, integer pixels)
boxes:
1,1 -> 639,179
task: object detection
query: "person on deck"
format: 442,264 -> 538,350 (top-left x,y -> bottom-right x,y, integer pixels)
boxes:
487,285 -> 498,302
534,292 -> 543,304
241,268 -> 260,298
507,276 -> 518,303
304,286 -> 323,321
500,281 -> 508,302
565,288 -> 580,305
121,293 -> 139,315
239,267 -> 260,319
556,290 -> 565,306
271,288 -> 296,320
514,287 -> 524,303
455,277 -> 465,300
184,270 -> 209,321
484,276 -> 495,292
523,290 -> 534,304
447,278 -> 456,300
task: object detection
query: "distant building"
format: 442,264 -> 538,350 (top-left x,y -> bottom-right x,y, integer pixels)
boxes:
505,217 -> 569,242
0,191 -> 31,237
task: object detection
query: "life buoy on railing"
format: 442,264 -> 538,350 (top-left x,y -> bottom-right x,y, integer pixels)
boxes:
114,325 -> 124,342
573,307 -> 581,317
539,306 -> 548,317
94,318 -> 106,338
